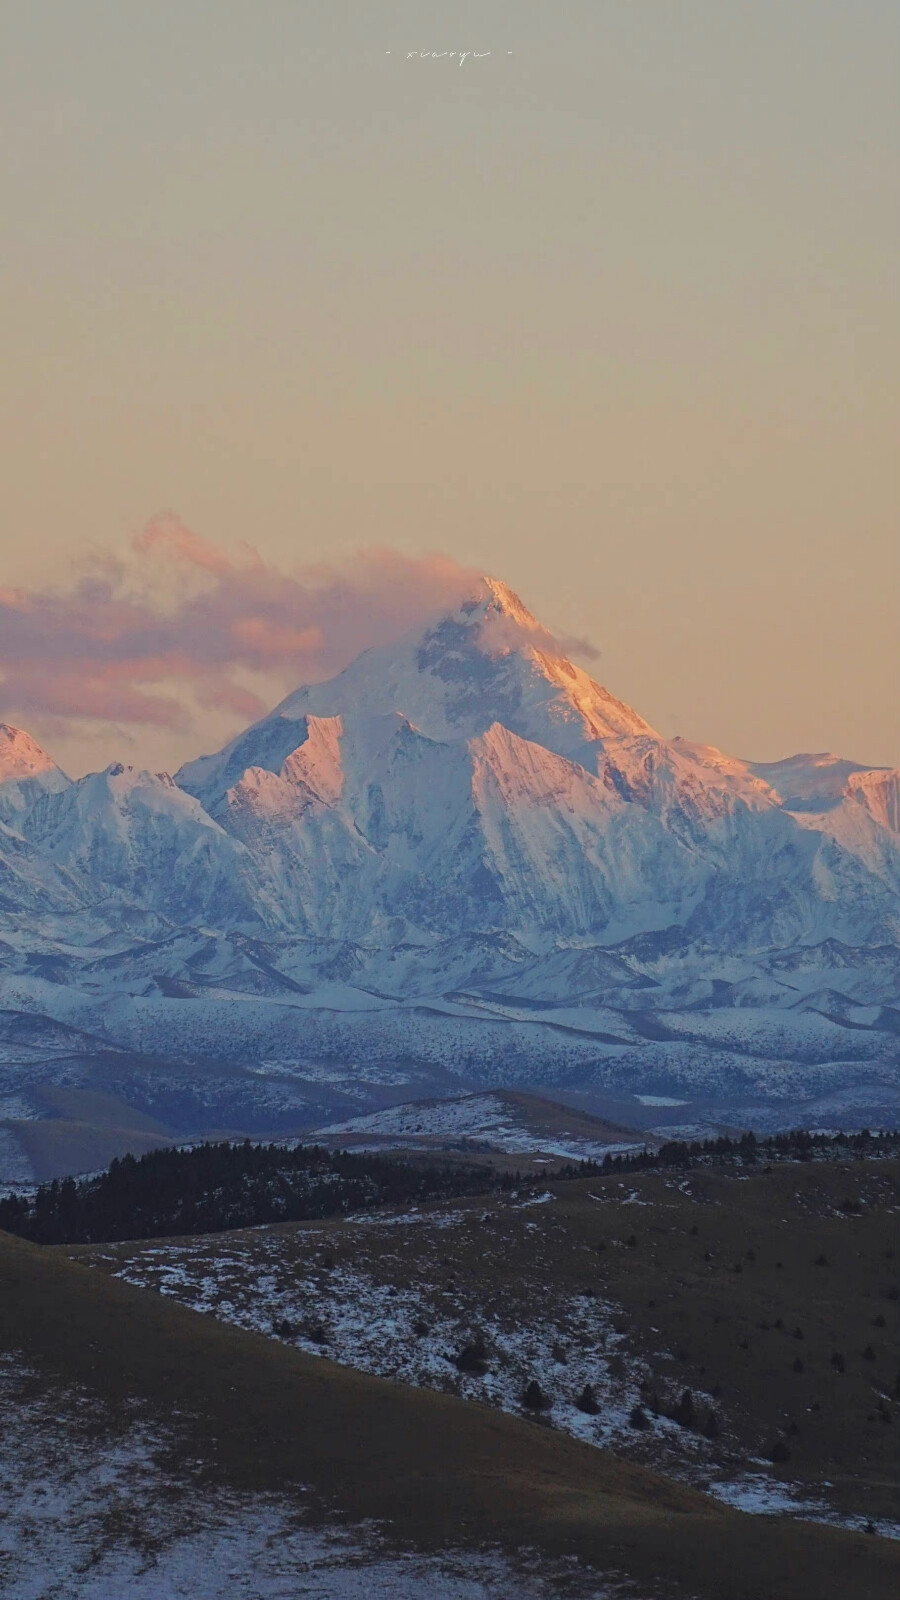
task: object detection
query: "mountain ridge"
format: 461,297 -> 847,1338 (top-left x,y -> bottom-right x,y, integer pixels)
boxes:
0,576 -> 898,1156
3,578 -> 898,943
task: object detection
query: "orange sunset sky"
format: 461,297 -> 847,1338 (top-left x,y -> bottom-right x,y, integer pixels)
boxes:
0,1 -> 897,777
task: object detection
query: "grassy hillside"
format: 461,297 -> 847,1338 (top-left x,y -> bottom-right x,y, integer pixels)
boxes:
73,1154 -> 900,1527
1,1222 -> 898,1597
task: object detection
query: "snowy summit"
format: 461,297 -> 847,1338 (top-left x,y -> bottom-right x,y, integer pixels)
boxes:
0,574 -> 898,1134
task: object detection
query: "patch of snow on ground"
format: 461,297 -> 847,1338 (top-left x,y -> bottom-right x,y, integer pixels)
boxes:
315,1095 -> 645,1163
89,1198 -> 900,1543
103,1228 -> 713,1470
708,1475 -> 900,1541
0,1355 -> 640,1600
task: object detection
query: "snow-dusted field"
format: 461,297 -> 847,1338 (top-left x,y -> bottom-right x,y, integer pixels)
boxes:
315,1091 -> 646,1162
108,1236 -> 656,1452
82,1189 -> 896,1543
0,1355 -> 641,1600
708,1475 -> 900,1540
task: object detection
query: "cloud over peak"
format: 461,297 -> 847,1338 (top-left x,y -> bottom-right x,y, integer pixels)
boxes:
0,521 -> 595,759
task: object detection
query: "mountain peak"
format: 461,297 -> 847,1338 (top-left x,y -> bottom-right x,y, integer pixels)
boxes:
451,577 -> 571,661
748,750 -> 877,814
460,577 -> 538,630
0,723 -> 64,781
0,724 -> 71,824
178,574 -> 655,803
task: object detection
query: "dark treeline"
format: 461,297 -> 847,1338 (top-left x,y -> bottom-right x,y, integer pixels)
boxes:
0,1126 -> 896,1247
510,1126 -> 899,1189
0,1141 -> 504,1246
600,1125 -> 900,1176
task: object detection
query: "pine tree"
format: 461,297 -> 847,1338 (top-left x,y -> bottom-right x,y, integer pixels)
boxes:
575,1384 -> 600,1415
673,1388 -> 696,1428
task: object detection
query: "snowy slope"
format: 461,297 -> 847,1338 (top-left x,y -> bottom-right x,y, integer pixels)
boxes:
747,751 -> 899,834
844,768 -> 900,833
20,764 -> 264,927
0,818 -> 87,918
0,724 -> 70,825
748,752 -> 871,813
177,579 -> 656,805
171,578 -> 900,949
189,712 -> 701,939
313,1089 -> 647,1160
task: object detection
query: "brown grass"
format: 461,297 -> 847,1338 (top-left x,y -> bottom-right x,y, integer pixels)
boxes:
2,1222 -> 899,1599
75,1153 -> 900,1520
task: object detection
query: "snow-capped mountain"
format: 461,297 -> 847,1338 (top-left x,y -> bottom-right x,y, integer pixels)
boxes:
205,711 -> 701,940
4,579 -> 899,950
0,578 -> 898,1169
0,817 -> 87,919
20,762 -> 264,927
747,751 -> 877,813
171,579 -> 898,948
177,579 -> 655,810
0,723 -> 70,825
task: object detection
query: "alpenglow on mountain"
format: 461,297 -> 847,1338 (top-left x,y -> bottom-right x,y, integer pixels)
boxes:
1,577 -> 898,1165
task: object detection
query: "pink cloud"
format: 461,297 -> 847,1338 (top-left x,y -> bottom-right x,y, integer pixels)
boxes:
0,521 -> 598,741
134,513 -> 241,575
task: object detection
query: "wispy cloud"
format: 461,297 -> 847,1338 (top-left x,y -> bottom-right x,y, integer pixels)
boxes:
0,520 -> 596,748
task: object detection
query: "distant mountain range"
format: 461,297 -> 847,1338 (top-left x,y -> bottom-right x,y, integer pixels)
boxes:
1,578 -> 898,1173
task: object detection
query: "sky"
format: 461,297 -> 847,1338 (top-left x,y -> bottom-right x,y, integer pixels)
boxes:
0,0 -> 897,778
